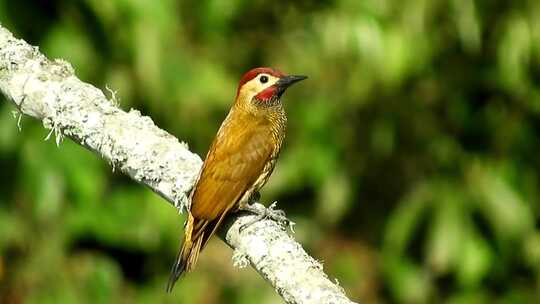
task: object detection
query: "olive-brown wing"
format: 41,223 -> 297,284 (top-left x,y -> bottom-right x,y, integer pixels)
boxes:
191,120 -> 273,220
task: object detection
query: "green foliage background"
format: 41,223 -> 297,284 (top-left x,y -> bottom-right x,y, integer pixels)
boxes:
1,0 -> 539,303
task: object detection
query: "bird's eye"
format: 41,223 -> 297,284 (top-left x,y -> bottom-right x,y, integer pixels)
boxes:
260,75 -> 268,83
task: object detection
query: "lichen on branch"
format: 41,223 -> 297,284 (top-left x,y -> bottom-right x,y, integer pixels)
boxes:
0,25 -> 357,304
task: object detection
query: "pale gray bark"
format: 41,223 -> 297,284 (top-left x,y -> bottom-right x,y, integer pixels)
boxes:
0,24 -> 357,304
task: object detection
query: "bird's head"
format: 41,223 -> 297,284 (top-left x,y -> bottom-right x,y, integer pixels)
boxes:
235,67 -> 307,109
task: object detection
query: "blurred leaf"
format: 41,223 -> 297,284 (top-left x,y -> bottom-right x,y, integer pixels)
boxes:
384,184 -> 430,254
383,256 -> 431,304
456,229 -> 493,288
426,184 -> 467,275
469,161 -> 534,242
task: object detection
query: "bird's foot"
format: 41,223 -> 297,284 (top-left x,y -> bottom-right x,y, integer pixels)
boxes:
238,203 -> 266,232
238,202 -> 295,233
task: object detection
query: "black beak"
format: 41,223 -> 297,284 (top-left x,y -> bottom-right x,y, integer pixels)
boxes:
275,75 -> 307,98
277,75 -> 308,90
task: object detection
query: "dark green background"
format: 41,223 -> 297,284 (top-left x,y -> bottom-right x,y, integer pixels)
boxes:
0,0 -> 539,303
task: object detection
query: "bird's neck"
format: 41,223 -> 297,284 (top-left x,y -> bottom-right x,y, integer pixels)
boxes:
234,98 -> 285,119
232,101 -> 287,142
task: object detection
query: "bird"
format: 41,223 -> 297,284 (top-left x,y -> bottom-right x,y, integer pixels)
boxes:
166,67 -> 307,292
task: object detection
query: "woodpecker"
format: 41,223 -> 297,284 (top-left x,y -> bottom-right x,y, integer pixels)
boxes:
167,67 -> 307,291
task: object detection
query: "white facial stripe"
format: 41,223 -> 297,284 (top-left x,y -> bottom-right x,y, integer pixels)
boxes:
239,74 -> 280,101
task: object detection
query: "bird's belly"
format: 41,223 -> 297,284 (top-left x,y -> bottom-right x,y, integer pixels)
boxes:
236,156 -> 277,207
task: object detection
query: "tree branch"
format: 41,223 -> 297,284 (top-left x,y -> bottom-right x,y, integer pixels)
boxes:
0,24 -> 357,304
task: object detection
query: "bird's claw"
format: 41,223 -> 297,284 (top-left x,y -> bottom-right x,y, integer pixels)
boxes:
238,202 -> 295,232
265,202 -> 289,225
